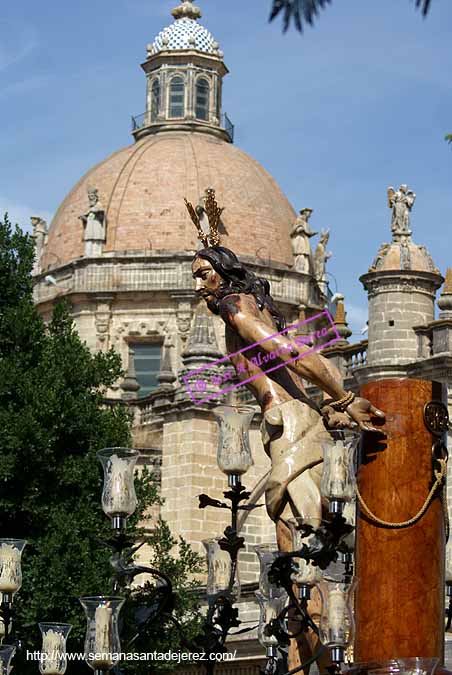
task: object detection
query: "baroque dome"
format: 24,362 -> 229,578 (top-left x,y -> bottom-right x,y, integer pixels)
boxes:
41,132 -> 296,270
368,240 -> 439,274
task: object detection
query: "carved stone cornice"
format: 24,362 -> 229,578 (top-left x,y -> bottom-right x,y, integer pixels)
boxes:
33,252 -> 314,310
360,269 -> 444,299
352,364 -> 410,388
350,355 -> 452,387
407,354 -> 452,382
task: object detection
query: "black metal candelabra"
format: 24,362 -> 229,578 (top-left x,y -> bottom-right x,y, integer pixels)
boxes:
198,473 -> 355,675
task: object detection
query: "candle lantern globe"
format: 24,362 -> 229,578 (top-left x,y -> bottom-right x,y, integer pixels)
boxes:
97,448 -> 139,530
320,431 -> 361,514
79,596 -> 124,672
212,406 -> 255,487
0,644 -> 15,674
254,545 -> 285,600
287,518 -> 322,599
255,590 -> 288,659
343,658 -> 440,675
38,623 -> 72,675
0,539 -> 27,605
203,537 -> 240,600
315,577 -> 357,664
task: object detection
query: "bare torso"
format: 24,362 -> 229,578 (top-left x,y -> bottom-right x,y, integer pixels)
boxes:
219,293 -> 319,414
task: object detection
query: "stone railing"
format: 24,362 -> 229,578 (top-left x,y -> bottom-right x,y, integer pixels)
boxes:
131,112 -> 234,143
343,340 -> 368,375
33,254 -> 314,308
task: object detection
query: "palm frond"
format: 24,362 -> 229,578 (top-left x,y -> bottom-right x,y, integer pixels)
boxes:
270,0 -> 433,32
269,0 -> 332,33
413,0 -> 432,17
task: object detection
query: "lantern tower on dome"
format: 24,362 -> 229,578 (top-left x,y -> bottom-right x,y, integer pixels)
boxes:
132,0 -> 233,143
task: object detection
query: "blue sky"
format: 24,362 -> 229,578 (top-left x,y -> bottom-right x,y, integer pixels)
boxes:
1,0 -> 452,337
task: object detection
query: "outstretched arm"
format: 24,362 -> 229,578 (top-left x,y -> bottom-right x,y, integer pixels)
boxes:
219,295 -> 385,432
220,295 -> 346,397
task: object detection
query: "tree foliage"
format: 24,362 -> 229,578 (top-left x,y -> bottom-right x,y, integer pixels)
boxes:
0,214 -> 204,673
269,0 -> 432,32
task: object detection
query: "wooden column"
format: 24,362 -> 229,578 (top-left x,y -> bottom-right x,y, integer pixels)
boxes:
354,378 -> 445,662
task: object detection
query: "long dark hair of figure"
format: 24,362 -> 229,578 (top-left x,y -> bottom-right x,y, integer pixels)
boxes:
194,246 -> 286,332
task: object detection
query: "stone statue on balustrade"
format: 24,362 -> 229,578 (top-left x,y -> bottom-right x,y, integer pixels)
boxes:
30,216 -> 48,276
79,187 -> 107,257
186,190 -> 385,671
290,208 -> 318,274
387,184 -> 416,239
313,229 -> 332,300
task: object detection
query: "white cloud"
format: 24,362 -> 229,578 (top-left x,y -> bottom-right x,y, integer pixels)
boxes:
0,197 -> 53,234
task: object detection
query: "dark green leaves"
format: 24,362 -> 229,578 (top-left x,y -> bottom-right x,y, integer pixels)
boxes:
269,0 -> 432,32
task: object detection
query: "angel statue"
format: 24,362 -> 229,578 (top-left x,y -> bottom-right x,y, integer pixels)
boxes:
387,184 -> 416,237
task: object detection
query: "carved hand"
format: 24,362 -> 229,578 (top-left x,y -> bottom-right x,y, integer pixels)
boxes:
345,396 -> 385,433
321,405 -> 357,430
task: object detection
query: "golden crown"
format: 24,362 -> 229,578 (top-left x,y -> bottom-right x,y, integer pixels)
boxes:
184,188 -> 224,248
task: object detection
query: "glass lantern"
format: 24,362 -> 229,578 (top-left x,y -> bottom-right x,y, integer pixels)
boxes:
97,448 -> 139,529
254,544 -> 285,600
39,623 -> 72,675
287,518 -> 322,599
0,539 -> 27,605
315,577 -> 357,663
343,658 -> 439,675
320,431 -> 361,514
203,538 -> 240,600
79,596 -> 124,672
212,405 -> 255,487
255,590 -> 288,658
0,644 -> 15,674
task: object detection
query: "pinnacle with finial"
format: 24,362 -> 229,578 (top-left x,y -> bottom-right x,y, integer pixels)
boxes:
326,294 -> 352,344
157,345 -> 177,387
120,347 -> 140,400
443,268 -> 452,295
438,268 -> 452,318
172,0 -> 202,20
334,298 -> 352,341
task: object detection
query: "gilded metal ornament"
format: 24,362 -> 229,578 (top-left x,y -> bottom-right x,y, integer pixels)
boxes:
423,401 -> 450,437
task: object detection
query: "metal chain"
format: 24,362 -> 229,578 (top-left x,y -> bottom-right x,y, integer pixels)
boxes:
356,458 -> 447,529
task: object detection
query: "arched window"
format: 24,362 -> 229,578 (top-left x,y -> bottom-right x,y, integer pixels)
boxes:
195,77 -> 210,121
169,76 -> 185,118
150,78 -> 160,122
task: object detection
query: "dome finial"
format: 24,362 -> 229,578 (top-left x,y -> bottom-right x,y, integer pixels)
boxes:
329,294 -> 352,344
172,0 -> 202,20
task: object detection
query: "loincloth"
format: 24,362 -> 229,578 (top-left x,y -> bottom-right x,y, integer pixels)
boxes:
260,398 -> 330,523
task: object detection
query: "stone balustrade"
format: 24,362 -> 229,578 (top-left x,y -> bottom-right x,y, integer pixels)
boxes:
33,253 -> 316,309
